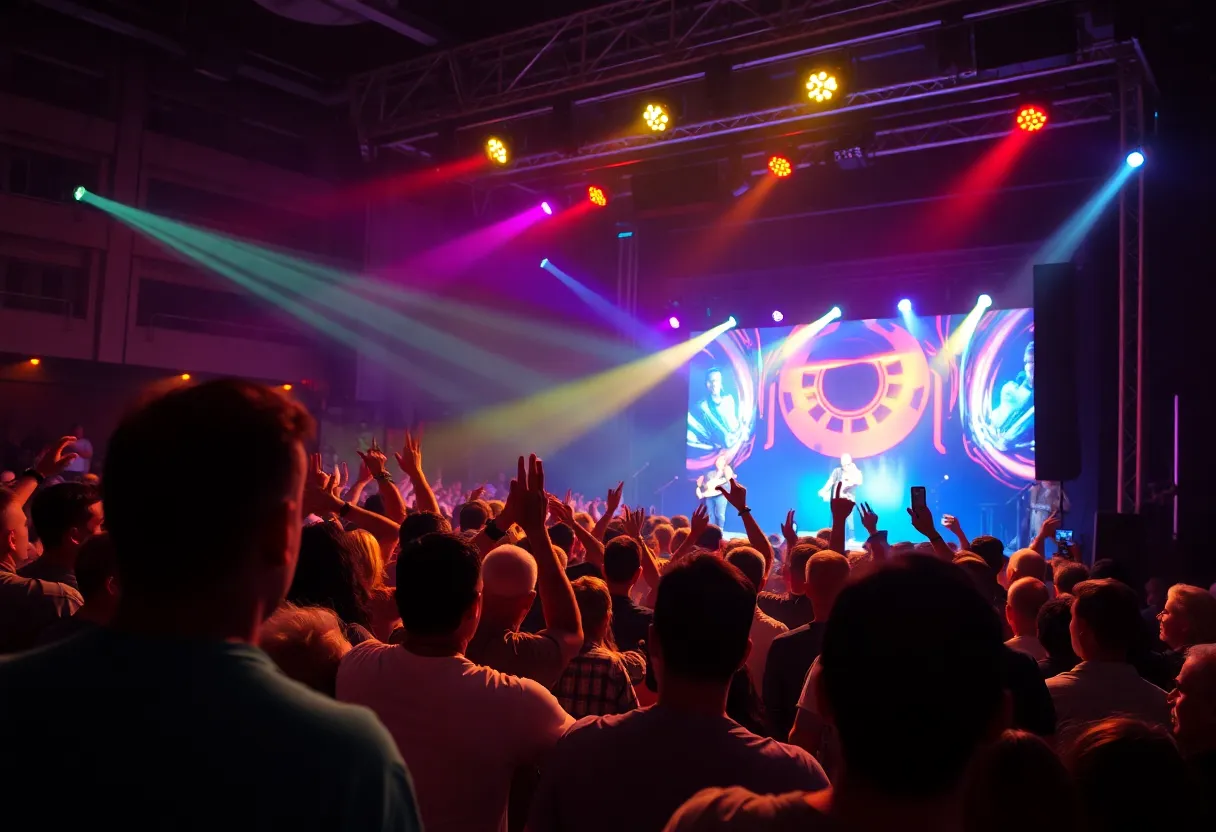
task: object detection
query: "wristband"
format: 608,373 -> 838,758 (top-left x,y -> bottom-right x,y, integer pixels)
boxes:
338,501 -> 353,518
374,471 -> 395,483
738,507 -> 752,516
21,468 -> 46,486
484,519 -> 507,541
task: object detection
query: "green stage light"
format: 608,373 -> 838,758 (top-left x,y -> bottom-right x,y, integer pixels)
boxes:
73,186 -> 86,201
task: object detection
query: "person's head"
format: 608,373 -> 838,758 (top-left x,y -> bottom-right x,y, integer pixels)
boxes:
672,527 -> 690,550
487,499 -> 505,518
480,544 -> 538,630
572,575 -> 614,647
458,499 -> 491,532
650,554 -> 755,689
1145,576 -> 1169,608
696,524 -> 724,551
840,453 -> 852,467
104,380 -> 312,618
1023,341 -> 1035,386
1169,644 -> 1216,755
817,556 -> 1008,798
0,487 -> 29,564
1066,718 -> 1199,831
714,453 -> 729,473
954,552 -> 998,601
0,470 -> 15,485
806,550 -> 851,622
1037,597 -> 1080,669
399,510 -> 451,549
394,532 -> 482,647
1006,577 -> 1049,637
287,521 -> 372,628
725,546 -> 766,594
1054,561 -> 1090,595
573,511 -> 593,531
1070,579 -> 1142,662
346,529 -> 385,592
1089,558 -> 1133,586
968,535 -> 1006,579
705,367 -> 723,397
786,540 -> 821,595
652,523 -> 675,553
1007,548 -> 1046,583
548,522 -> 574,557
964,730 -> 1077,832
1157,584 -> 1216,651
603,537 -> 643,591
74,532 -> 119,614
258,603 -> 352,697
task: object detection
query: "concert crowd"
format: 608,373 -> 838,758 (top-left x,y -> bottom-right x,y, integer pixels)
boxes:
2,379 -> 1215,832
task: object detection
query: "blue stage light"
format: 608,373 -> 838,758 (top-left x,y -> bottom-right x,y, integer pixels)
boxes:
978,293 -> 993,309
897,298 -> 912,314
727,316 -> 737,328
668,316 -> 680,329
540,258 -> 549,268
830,306 -> 842,319
1126,150 -> 1145,168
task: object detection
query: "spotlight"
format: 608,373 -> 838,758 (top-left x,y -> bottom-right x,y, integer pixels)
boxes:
485,136 -> 509,165
540,258 -> 550,268
1126,149 -> 1145,168
977,294 -> 993,309
643,103 -> 670,132
588,185 -> 608,207
282,383 -> 293,392
897,298 -> 913,314
1016,106 -> 1048,133
767,155 -> 793,178
668,316 -> 681,329
829,306 -> 842,319
180,373 -> 191,381
541,201 -> 553,215
731,181 -> 751,198
28,357 -> 41,366
73,186 -> 86,201
805,70 -> 839,104
772,310 -> 784,322
727,316 -> 737,328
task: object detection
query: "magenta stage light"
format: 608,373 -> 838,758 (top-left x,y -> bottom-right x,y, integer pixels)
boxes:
668,316 -> 681,329
541,201 -> 553,215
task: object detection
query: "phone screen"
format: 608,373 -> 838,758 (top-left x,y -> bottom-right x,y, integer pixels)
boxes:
910,486 -> 927,511
1056,529 -> 1074,545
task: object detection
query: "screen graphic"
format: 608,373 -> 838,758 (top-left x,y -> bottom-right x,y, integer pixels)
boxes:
687,309 -> 1034,546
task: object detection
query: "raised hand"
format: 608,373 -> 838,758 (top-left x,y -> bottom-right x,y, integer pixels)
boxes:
328,462 -> 348,499
1039,510 -> 1062,539
907,502 -> 937,538
354,459 -> 373,486
688,501 -> 710,542
34,436 -> 79,479
716,478 -> 748,512
468,485 -> 486,504
830,481 -> 855,523
357,439 -> 389,479
857,502 -> 879,536
394,429 -> 424,479
547,493 -> 575,526
304,453 -> 341,516
781,509 -> 797,545
605,481 -> 625,518
941,513 -> 962,535
510,454 -> 548,531
621,504 -> 647,539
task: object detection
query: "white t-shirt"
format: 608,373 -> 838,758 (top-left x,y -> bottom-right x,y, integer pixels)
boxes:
337,641 -> 574,832
747,608 -> 788,697
65,438 -> 92,473
1005,634 -> 1049,662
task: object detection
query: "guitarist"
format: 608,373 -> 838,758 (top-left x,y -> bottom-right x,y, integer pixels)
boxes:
695,453 -> 735,530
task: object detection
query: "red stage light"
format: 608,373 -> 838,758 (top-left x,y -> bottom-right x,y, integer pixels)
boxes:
768,155 -> 793,178
588,185 -> 608,207
1016,106 -> 1048,133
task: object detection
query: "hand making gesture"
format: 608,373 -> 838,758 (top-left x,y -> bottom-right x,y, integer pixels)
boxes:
781,509 -> 798,548
716,477 -> 748,514
857,501 -> 879,536
394,429 -> 424,479
34,436 -> 80,479
509,454 -> 548,533
830,481 -> 855,524
357,438 -> 389,479
621,504 -> 647,540
605,481 -> 625,519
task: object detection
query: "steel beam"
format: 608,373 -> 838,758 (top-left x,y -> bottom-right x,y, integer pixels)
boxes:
1117,61 -> 1146,513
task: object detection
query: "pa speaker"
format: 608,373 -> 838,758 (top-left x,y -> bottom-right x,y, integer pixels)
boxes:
1034,262 -> 1081,482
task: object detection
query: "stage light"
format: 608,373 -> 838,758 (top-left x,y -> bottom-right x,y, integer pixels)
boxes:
28,357 -> 41,366
727,316 -> 737,328
805,70 -> 839,104
1126,150 -> 1145,168
485,137 -> 509,165
540,257 -> 550,268
541,201 -> 553,215
1016,106 -> 1048,133
73,186 -> 86,201
180,373 -> 191,381
668,316 -> 681,329
977,293 -> 993,309
588,185 -> 608,207
898,298 -> 913,314
281,383 -> 293,392
830,306 -> 842,319
772,310 -> 784,322
643,103 -> 670,132
767,155 -> 793,178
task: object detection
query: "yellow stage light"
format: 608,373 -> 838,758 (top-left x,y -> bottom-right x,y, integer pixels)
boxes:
485,137 -> 509,165
805,71 -> 839,104
281,383 -> 293,391
180,373 -> 191,381
28,357 -> 41,366
643,103 -> 670,132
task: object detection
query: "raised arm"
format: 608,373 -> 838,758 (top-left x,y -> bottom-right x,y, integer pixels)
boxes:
857,502 -> 887,563
305,454 -> 401,552
827,481 -> 853,556
941,513 -> 970,551
11,437 -> 78,508
908,503 -> 953,560
394,429 -> 439,517
548,494 -> 604,567
621,505 -> 662,593
1029,510 -> 1060,556
516,455 -> 582,661
716,478 -> 774,574
780,510 -> 799,555
591,481 -> 623,542
671,503 -> 709,561
358,441 -> 406,525
344,460 -> 372,508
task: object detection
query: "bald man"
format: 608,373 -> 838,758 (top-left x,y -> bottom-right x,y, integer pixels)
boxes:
1005,577 -> 1050,662
1170,644 -> 1216,795
1007,548 -> 1047,584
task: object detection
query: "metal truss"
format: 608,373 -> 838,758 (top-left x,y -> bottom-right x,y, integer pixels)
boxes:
1117,61 -> 1146,513
351,0 -> 1059,144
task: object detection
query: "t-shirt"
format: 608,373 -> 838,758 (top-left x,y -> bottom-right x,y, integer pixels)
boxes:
1046,660 -> 1171,742
763,622 -> 826,743
0,563 -> 82,654
611,594 -> 654,651
664,787 -> 831,832
0,627 -> 420,832
1003,645 -> 1057,736
521,562 -> 605,634
466,621 -> 567,687
64,437 -> 92,473
337,641 -> 574,832
757,592 -> 814,630
1006,634 -> 1049,662
528,705 -> 828,832
747,607 -> 789,698
16,558 -> 78,590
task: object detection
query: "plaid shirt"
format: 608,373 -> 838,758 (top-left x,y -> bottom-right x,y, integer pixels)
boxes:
554,644 -> 639,719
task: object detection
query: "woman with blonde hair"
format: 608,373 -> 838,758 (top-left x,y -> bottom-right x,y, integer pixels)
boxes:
259,603 -> 352,697
1158,583 -> 1216,678
552,576 -> 640,719
347,528 -> 400,641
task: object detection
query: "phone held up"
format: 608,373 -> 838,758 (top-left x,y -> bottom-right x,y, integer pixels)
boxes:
910,486 -> 927,512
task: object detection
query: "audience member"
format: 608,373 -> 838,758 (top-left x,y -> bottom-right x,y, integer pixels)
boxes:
288,521 -> 375,644
530,554 -> 827,832
757,540 -> 818,629
0,380 -> 420,830
1048,579 -> 1171,741
338,529 -> 572,832
1054,561 -> 1090,596
1066,718 -> 1202,831
653,522 -> 675,556
1006,577 -> 1051,661
963,730 -> 1077,832
1157,583 -> 1216,673
603,536 -> 653,651
36,532 -> 118,645
552,576 -> 639,719
259,603 -> 352,697
725,546 -> 787,697
458,498 -> 491,532
18,481 -> 103,588
666,556 -> 1009,831
1037,596 -> 1081,678
347,528 -> 399,640
1007,548 -> 1047,583
63,424 -> 93,479
1169,644 -> 1216,799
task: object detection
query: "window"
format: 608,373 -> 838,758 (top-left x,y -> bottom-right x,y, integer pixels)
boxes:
1,144 -> 98,204
136,278 -> 309,346
0,256 -> 89,318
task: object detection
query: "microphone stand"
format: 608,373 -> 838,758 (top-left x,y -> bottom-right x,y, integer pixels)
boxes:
654,475 -> 680,517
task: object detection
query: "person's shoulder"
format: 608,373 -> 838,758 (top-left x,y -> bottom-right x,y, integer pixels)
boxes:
562,706 -> 642,741
755,609 -> 789,632
665,787 -> 827,832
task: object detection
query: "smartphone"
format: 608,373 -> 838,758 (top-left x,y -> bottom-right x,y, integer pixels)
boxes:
1055,529 -> 1074,546
910,486 -> 927,511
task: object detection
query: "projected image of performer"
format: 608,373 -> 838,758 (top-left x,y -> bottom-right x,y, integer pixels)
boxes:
695,453 -> 735,530
689,367 -> 750,453
819,454 -> 863,541
988,341 -> 1035,452
1026,479 -> 1070,546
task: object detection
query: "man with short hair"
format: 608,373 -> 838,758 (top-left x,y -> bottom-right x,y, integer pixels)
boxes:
1169,644 -> 1216,796
0,380 -> 420,831
458,499 -> 491,532
1007,548 -> 1047,583
1054,560 -> 1090,595
339,493 -> 574,832
37,532 -> 119,645
1047,578 -> 1172,741
1005,576 -> 1051,661
529,554 -> 827,832
757,540 -> 818,629
18,481 -> 104,589
725,546 -> 787,696
603,536 -> 653,651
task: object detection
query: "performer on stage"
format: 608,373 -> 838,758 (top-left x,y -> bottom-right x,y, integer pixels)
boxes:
987,341 -> 1035,452
819,454 -> 863,541
689,367 -> 749,453
696,453 -> 735,530
1027,479 -> 1069,546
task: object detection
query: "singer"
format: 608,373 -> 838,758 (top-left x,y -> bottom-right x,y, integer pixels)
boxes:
818,454 -> 863,541
695,453 -> 735,529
